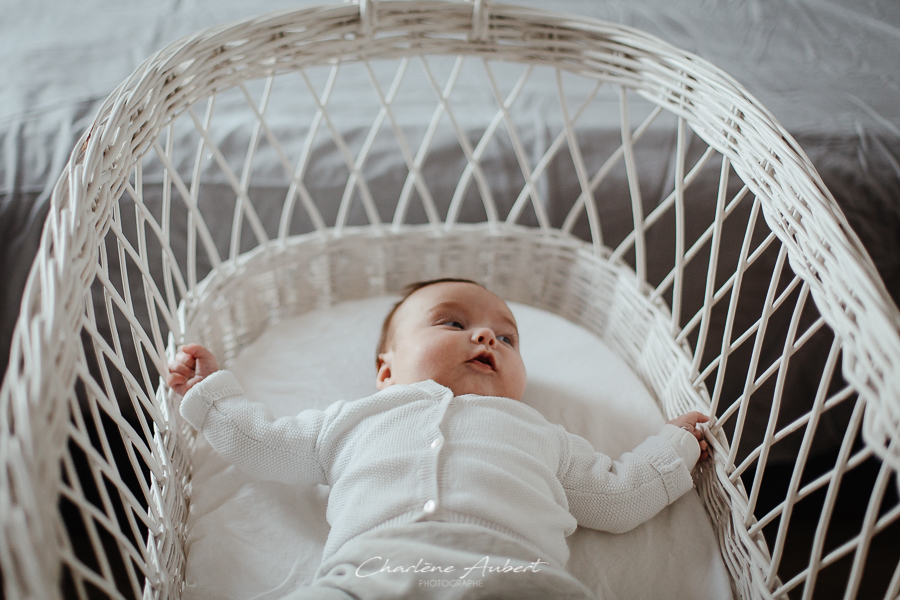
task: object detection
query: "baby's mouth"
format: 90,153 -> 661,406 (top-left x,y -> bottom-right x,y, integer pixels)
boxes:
467,352 -> 496,371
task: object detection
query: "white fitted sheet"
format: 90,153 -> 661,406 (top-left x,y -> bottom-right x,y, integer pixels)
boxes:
182,297 -> 732,599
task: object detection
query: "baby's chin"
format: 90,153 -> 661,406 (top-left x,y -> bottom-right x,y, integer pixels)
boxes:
377,374 -> 525,401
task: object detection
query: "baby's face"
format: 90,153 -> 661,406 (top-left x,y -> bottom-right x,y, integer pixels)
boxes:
376,282 -> 527,400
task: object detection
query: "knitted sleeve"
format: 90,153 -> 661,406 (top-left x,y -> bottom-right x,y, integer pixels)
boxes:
559,424 -> 698,533
179,370 -> 328,486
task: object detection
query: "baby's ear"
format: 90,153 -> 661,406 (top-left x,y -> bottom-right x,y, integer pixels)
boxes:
375,353 -> 392,390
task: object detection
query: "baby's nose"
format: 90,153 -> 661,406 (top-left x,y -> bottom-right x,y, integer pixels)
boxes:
473,328 -> 496,346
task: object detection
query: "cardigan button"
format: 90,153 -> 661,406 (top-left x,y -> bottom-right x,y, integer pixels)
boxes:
423,500 -> 437,514
430,436 -> 443,449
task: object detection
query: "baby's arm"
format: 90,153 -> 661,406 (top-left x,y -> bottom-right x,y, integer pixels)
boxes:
168,345 -> 328,487
559,416 -> 704,534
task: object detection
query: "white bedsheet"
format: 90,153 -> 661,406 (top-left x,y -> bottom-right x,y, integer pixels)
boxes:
182,298 -> 732,599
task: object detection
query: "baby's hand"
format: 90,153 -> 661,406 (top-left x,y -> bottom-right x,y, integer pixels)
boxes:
667,411 -> 710,463
166,343 -> 219,396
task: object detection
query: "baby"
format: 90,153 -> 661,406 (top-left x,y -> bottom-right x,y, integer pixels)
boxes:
168,278 -> 709,600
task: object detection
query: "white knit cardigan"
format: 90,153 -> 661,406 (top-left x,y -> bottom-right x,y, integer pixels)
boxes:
181,372 -> 700,566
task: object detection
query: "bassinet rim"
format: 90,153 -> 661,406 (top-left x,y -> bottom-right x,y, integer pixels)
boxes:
1,1 -> 898,599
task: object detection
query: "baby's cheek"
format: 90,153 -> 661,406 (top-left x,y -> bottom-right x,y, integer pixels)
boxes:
507,359 -> 528,400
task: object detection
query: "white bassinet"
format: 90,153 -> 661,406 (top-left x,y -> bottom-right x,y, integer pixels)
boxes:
1,1 -> 898,599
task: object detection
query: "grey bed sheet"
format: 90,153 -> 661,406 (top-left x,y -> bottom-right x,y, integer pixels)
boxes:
2,0 -> 899,434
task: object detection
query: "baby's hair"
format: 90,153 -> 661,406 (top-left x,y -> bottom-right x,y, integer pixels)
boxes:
376,278 -> 484,369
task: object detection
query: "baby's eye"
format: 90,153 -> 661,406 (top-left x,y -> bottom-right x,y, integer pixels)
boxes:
498,334 -> 515,346
443,320 -> 464,329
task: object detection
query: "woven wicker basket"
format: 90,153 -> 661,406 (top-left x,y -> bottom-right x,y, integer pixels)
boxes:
2,1 -> 898,598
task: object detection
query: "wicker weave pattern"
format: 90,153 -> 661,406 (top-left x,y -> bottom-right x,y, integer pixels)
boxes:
1,2 -> 898,599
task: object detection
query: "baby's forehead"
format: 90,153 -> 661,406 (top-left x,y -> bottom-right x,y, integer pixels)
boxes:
409,286 -> 517,327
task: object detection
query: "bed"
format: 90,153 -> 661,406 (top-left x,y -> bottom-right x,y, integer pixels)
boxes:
1,1 -> 898,598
